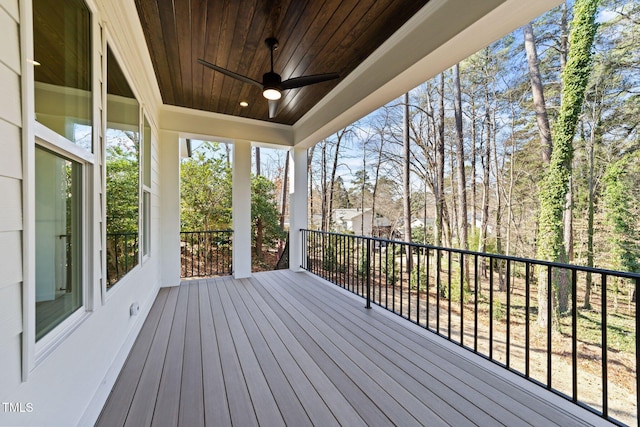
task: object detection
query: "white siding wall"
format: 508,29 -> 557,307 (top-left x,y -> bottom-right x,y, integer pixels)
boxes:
0,0 -> 25,402
0,0 -> 166,425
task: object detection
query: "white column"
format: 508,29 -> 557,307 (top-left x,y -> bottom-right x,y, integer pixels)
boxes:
232,141 -> 252,278
159,131 -> 181,287
288,147 -> 308,272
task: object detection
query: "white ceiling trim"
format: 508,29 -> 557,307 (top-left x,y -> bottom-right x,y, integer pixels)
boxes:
160,104 -> 294,146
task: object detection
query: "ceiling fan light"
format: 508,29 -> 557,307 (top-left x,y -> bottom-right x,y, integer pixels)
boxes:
263,87 -> 281,100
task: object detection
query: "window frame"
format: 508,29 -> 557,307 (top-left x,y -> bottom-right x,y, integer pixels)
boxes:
102,40 -> 144,295
141,113 -> 152,260
23,0 -> 101,373
33,137 -> 93,360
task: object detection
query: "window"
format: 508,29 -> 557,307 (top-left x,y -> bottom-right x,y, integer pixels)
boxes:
35,148 -> 83,341
106,46 -> 140,287
33,0 -> 93,344
142,116 -> 152,258
143,116 -> 152,188
33,0 -> 93,151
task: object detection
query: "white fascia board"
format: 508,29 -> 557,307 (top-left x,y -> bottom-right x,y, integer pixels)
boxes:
292,0 -> 563,148
99,0 -> 163,121
160,104 -> 294,147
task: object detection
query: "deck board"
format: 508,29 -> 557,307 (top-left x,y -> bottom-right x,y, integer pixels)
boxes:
97,270 -> 605,427
217,277 -> 286,426
274,270 -> 543,426
237,278 -> 364,427
124,287 -> 178,427
152,283 -> 189,426
179,281 -> 205,427
290,271 -> 573,426
226,278 -> 316,426
207,280 -> 259,427
197,281 -> 232,427
97,288 -> 168,427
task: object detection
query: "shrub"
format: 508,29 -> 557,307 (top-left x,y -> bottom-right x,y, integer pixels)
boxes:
410,265 -> 428,292
381,247 -> 398,286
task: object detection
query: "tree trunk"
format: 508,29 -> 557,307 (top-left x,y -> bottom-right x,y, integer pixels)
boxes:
403,93 -> 413,273
536,0 -> 599,327
435,75 -> 446,247
449,137 -> 459,246
371,127 -> 385,238
523,23 -> 553,164
308,146 -> 315,228
470,98 -> 477,236
328,132 -> 344,232
278,154 -> 289,258
563,179 -> 574,263
584,121 -> 595,309
255,147 -> 263,260
492,115 -> 505,291
479,65 -> 491,277
321,142 -> 329,231
506,101 -> 517,257
454,64 -> 470,290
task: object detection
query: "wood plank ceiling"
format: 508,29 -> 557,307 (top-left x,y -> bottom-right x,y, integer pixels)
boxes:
135,0 -> 430,125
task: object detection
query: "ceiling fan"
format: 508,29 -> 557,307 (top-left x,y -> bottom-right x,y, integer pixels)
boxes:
198,37 -> 340,118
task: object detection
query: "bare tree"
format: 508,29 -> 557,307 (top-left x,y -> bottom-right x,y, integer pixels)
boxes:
403,93 -> 413,273
454,63 -> 470,288
523,22 -> 553,164
435,74 -> 448,247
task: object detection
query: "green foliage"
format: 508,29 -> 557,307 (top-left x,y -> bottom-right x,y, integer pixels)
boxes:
410,265 -> 428,292
537,0 -> 600,264
180,145 -> 232,231
438,269 -> 469,303
322,235 -> 346,272
180,142 -> 284,255
381,247 -> 398,285
535,0 -> 599,326
492,299 -> 505,322
602,155 -> 640,273
251,174 -> 286,248
412,227 -> 433,246
106,136 -> 139,234
469,228 -> 497,254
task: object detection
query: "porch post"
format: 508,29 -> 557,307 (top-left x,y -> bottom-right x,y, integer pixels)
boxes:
159,130 -> 181,287
232,141 -> 252,278
289,146 -> 308,272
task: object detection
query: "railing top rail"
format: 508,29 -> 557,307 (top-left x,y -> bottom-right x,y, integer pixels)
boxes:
180,229 -> 234,234
302,228 -> 640,280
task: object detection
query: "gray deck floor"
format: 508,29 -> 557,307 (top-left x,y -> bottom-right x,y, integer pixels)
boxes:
96,270 -> 607,427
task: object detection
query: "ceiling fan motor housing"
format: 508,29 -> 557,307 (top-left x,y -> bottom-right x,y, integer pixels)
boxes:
263,71 -> 281,88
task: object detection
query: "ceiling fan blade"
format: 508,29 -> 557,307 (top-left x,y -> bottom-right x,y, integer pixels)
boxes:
281,73 -> 340,90
198,59 -> 263,89
268,99 -> 280,118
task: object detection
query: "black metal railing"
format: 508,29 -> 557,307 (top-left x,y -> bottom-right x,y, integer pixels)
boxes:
301,229 -> 639,426
106,232 -> 139,287
180,230 -> 233,278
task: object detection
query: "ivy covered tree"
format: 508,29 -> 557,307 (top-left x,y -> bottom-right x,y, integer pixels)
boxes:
602,155 -> 640,274
536,0 -> 600,327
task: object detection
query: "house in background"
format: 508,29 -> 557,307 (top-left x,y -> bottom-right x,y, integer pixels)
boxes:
0,0 -> 567,426
332,208 -> 390,236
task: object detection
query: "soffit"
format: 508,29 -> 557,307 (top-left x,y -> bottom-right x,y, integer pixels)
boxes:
134,0 -> 430,125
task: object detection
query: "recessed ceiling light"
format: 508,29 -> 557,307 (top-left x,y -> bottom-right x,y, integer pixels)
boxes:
239,101 -> 249,107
